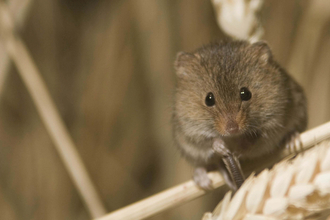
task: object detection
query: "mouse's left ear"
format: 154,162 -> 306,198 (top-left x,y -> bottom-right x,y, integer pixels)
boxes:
250,41 -> 272,63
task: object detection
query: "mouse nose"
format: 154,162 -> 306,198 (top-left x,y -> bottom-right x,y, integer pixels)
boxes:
226,120 -> 239,134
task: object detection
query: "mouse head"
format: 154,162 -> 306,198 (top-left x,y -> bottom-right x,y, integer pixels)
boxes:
174,41 -> 289,138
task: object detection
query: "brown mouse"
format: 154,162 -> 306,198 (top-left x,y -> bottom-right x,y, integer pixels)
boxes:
172,40 -> 307,190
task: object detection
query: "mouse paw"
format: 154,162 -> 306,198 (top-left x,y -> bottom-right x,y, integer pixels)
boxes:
285,132 -> 303,155
212,138 -> 230,156
193,167 -> 213,191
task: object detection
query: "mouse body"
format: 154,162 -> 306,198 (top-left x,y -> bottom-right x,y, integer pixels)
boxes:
172,40 -> 307,190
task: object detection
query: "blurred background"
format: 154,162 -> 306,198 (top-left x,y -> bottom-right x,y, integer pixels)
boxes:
0,0 -> 330,219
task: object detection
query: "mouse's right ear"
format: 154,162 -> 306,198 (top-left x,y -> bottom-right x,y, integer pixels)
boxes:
174,52 -> 198,78
250,41 -> 273,64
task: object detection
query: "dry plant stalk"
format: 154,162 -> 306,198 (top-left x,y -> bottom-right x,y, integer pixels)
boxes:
211,0 -> 264,42
0,0 -> 32,94
96,172 -> 225,220
204,139 -> 330,220
96,121 -> 330,220
0,3 -> 106,218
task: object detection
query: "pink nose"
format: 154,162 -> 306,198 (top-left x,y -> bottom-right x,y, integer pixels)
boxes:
226,121 -> 239,134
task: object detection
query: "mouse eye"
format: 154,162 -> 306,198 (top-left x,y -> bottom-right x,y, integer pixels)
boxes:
240,87 -> 252,101
205,92 -> 215,106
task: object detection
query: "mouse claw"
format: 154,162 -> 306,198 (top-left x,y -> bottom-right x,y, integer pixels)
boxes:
212,138 -> 230,156
193,167 -> 213,191
285,132 -> 303,155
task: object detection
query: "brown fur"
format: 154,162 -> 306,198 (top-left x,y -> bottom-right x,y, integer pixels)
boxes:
172,40 -> 307,171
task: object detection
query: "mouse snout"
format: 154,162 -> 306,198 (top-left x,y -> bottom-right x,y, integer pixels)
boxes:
225,120 -> 239,134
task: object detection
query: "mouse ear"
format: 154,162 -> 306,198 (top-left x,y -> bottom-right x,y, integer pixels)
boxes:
250,41 -> 272,63
174,52 -> 199,78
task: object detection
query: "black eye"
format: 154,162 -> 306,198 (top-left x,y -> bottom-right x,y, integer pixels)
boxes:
240,87 -> 252,101
205,92 -> 215,106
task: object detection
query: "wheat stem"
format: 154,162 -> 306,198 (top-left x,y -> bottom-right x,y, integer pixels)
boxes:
0,3 -> 107,218
96,121 -> 330,220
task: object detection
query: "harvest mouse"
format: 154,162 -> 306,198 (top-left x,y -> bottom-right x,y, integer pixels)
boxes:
172,40 -> 307,190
